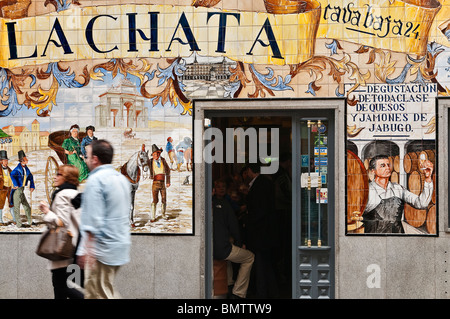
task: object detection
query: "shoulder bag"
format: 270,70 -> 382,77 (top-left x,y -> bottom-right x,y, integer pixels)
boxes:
36,225 -> 75,261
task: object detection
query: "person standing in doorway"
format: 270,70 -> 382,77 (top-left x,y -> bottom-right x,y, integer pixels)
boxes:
273,152 -> 292,284
0,150 -> 13,225
10,150 -> 35,228
77,140 -> 131,299
245,163 -> 279,298
213,178 -> 254,299
146,144 -> 171,224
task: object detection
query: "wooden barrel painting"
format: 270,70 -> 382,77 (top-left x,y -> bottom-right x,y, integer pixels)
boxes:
408,171 -> 424,195
431,173 -> 436,204
426,204 -> 436,234
390,171 -> 399,184
347,150 -> 369,231
389,156 -> 395,172
404,204 -> 426,228
364,158 -> 370,171
403,152 -> 419,173
393,155 -> 400,173
363,157 -> 374,181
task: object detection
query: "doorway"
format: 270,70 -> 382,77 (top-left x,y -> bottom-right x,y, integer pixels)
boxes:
210,115 -> 293,299
196,99 -> 342,299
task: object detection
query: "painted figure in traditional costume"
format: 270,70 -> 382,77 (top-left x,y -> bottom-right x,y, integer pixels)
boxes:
146,144 -> 171,224
81,125 -> 98,159
10,150 -> 35,228
166,137 -> 177,170
62,124 -> 89,182
0,150 -> 13,225
363,155 -> 434,234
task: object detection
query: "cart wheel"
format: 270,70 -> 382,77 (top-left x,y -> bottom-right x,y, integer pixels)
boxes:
45,156 -> 59,203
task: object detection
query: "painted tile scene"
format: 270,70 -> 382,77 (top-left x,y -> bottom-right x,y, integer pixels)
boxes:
0,0 -> 449,235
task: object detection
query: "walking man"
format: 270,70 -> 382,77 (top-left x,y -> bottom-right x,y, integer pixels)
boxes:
77,140 -> 131,299
10,150 -> 35,228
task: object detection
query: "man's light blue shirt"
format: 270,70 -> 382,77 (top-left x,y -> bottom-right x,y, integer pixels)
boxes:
78,164 -> 131,266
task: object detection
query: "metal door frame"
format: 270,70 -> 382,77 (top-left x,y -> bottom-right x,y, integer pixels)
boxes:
193,98 -> 345,299
293,113 -> 336,298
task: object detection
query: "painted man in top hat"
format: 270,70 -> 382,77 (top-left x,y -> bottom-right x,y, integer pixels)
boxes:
146,144 -> 171,224
0,150 -> 13,225
10,150 -> 35,227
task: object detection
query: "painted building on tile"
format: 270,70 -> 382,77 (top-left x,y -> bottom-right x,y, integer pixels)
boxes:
95,78 -> 148,129
0,0 -> 449,299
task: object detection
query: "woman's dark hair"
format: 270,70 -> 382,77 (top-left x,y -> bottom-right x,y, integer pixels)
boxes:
91,139 -> 114,164
59,164 -> 80,186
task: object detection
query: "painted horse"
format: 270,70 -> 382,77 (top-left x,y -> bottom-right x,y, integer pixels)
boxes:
184,147 -> 192,171
120,144 -> 150,227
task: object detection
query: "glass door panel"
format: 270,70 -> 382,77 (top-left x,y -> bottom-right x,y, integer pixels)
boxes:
299,118 -> 329,247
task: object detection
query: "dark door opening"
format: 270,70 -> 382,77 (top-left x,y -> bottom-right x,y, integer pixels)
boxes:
210,115 -> 292,299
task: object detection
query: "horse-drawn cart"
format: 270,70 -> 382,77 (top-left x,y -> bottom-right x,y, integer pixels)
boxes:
46,132 -> 150,226
45,130 -> 86,202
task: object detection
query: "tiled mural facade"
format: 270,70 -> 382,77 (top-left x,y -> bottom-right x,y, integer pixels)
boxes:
0,0 -> 448,234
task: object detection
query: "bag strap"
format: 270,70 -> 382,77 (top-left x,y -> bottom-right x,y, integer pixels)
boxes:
70,191 -> 82,261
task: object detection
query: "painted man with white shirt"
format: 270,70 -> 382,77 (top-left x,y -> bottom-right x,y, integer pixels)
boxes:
363,154 -> 434,234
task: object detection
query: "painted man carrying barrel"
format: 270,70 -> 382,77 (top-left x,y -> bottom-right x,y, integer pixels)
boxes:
362,154 -> 434,234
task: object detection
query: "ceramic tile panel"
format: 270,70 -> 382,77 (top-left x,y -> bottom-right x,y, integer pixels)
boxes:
0,0 -> 448,237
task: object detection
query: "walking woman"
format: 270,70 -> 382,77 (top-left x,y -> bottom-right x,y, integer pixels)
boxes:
39,164 -> 84,299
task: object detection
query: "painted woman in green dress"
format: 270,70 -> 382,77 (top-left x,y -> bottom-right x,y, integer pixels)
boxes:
62,124 -> 89,182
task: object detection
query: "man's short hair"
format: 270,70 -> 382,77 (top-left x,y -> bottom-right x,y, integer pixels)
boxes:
91,139 -> 114,164
368,155 -> 390,171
